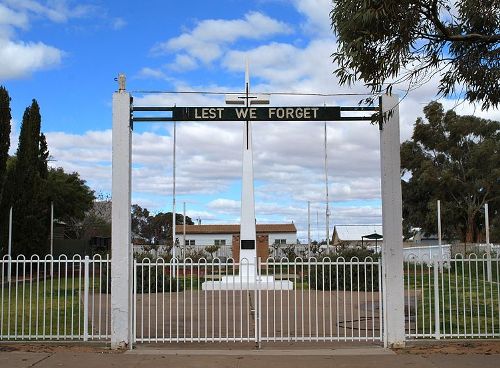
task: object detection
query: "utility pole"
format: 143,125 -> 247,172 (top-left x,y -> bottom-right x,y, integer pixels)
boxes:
307,201 -> 311,257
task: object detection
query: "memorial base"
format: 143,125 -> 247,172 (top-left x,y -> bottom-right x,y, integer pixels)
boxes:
202,275 -> 293,290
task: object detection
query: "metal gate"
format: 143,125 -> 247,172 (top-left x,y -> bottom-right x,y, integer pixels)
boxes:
133,256 -> 383,344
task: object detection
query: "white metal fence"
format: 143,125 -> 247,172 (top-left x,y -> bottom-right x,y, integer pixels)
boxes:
0,254 -> 111,341
3,251 -> 499,344
405,253 -> 500,339
133,256 -> 383,344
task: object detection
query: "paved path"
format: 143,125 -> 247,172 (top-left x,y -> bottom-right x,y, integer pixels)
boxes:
2,345 -> 500,368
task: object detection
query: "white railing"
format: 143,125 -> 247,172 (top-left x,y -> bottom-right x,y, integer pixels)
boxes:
403,244 -> 451,262
0,254 -> 110,341
133,256 -> 382,343
405,253 -> 500,339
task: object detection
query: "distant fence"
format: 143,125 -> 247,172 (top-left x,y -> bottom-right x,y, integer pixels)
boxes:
0,254 -> 110,341
133,243 -> 311,260
403,245 -> 451,263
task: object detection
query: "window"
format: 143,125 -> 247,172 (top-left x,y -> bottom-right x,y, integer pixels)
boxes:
214,239 -> 226,246
274,239 -> 286,245
185,239 -> 195,246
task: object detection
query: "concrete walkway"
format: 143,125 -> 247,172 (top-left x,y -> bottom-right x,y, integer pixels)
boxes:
2,343 -> 500,368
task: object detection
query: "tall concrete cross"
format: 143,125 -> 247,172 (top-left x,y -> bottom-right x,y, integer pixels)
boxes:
226,61 -> 269,276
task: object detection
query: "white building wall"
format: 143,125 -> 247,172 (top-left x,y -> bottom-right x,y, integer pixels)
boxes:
183,233 -> 233,245
268,232 -> 296,245
181,232 -> 296,246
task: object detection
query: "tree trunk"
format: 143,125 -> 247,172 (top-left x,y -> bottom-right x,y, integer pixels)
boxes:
465,213 -> 475,244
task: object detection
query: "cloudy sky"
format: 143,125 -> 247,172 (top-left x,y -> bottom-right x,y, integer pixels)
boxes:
1,0 -> 499,242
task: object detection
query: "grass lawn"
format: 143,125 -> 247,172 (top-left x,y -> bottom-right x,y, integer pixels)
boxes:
0,276 -> 104,338
405,261 -> 500,337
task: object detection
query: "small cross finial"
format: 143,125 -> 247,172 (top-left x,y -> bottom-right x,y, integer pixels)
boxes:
245,58 -> 250,90
117,73 -> 126,92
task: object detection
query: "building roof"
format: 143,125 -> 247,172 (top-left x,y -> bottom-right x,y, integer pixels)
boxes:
334,225 -> 383,241
176,223 -> 297,235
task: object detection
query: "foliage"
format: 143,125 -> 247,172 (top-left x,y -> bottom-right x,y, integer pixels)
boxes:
5,100 -> 50,256
308,243 -> 325,258
401,102 -> 500,242
309,248 -> 380,291
331,0 -> 500,109
204,244 -> 220,260
131,204 -> 194,245
0,86 -> 11,204
47,167 -> 95,228
184,247 -> 207,262
281,243 -> 299,261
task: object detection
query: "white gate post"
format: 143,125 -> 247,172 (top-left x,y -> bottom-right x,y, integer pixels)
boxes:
111,78 -> 132,349
83,256 -> 90,341
379,94 -> 405,348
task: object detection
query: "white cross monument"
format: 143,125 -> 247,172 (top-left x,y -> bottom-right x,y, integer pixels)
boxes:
202,62 -> 293,290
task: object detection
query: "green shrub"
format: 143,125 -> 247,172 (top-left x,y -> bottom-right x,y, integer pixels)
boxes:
309,248 -> 380,291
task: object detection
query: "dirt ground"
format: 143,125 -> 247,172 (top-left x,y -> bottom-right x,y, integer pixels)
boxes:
0,342 -> 118,354
2,340 -> 500,355
398,340 -> 500,355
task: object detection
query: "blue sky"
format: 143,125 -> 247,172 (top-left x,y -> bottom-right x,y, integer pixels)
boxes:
1,0 -> 499,242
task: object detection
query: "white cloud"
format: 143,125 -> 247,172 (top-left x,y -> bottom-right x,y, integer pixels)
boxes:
0,38 -> 63,79
0,1 -> 89,79
0,4 -> 29,31
112,17 -> 126,30
152,11 -> 293,64
3,0 -> 95,23
137,67 -> 167,80
293,0 -> 333,36
208,198 -> 241,212
168,54 -> 198,72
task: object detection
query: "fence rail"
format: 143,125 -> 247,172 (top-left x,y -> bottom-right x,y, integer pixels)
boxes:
133,256 -> 382,343
0,254 -> 110,341
404,253 -> 500,339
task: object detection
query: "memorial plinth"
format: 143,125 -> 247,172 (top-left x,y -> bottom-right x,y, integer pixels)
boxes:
202,275 -> 293,290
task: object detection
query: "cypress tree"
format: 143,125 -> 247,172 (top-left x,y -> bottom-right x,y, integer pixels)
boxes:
11,100 -> 50,256
0,86 -> 11,203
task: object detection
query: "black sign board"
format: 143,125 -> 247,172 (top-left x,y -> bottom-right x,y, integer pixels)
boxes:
241,240 -> 256,249
132,106 -> 376,122
175,106 -> 340,121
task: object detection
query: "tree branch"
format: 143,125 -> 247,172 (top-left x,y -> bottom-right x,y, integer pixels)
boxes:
426,0 -> 500,43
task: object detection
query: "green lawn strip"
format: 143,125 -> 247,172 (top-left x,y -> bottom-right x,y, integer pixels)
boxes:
405,267 -> 500,336
0,277 -> 101,339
